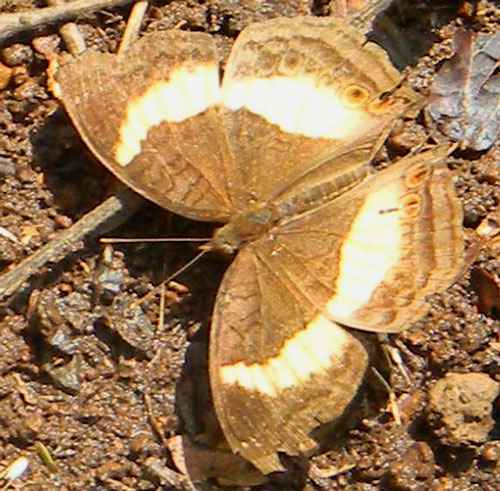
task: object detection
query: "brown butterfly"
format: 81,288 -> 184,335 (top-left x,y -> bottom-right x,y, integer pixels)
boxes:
51,17 -> 464,473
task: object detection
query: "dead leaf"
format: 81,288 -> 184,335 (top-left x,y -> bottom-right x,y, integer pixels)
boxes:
470,267 -> 500,318
428,29 -> 500,151
167,435 -> 265,487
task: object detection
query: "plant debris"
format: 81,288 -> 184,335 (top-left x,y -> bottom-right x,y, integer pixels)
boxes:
428,29 -> 500,151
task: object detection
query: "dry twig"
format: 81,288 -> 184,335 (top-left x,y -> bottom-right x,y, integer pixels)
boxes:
0,189 -> 144,301
0,0 -> 135,44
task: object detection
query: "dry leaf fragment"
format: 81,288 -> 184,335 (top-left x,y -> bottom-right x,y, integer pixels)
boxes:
470,267 -> 500,318
428,29 -> 500,151
167,435 -> 264,486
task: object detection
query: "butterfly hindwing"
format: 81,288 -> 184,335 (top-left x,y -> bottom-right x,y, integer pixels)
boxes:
209,246 -> 368,473
272,146 -> 465,332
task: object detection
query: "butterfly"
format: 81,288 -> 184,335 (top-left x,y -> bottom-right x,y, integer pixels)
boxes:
51,16 -> 464,473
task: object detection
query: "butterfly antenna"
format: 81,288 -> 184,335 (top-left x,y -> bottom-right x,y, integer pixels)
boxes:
100,237 -> 210,244
131,248 -> 210,308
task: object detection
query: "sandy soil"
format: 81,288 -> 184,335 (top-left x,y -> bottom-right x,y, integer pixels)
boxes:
0,0 -> 499,489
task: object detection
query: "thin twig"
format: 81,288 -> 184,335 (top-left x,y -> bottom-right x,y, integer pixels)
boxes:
0,0 -> 135,44
349,0 -> 394,33
0,189 -> 144,302
371,367 -> 402,425
117,0 -> 148,54
144,457 -> 197,491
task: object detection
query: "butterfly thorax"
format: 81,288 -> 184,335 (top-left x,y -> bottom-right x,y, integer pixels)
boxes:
209,163 -> 375,255
209,202 -> 277,254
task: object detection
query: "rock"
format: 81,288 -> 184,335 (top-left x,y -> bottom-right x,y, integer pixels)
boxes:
427,372 -> 500,445
1,44 -> 33,67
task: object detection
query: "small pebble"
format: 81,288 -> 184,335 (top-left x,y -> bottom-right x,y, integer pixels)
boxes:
2,456 -> 29,481
0,157 -> 16,177
0,61 -> 12,89
428,372 -> 500,444
2,44 -> 33,67
32,35 -> 59,58
10,66 -> 29,86
481,442 -> 499,463
54,214 -> 73,229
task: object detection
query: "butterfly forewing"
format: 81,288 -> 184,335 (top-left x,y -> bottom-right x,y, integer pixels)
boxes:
53,31 -> 234,221
53,18 -> 420,220
220,17 -> 420,204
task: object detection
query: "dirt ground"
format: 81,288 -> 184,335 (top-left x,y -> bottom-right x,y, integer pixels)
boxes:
0,0 -> 499,489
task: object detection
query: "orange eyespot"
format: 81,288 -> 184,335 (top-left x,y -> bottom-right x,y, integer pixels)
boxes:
399,193 -> 422,219
280,50 -> 303,75
405,163 -> 431,188
369,98 -> 393,114
341,84 -> 369,108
